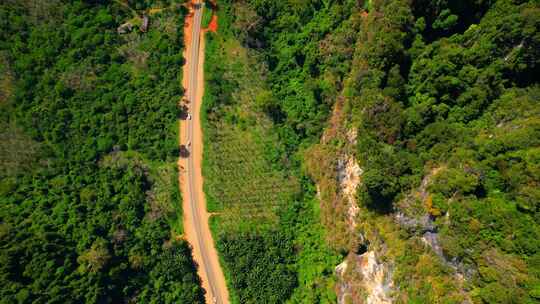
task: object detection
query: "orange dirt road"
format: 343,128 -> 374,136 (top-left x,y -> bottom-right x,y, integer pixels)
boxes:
178,2 -> 230,304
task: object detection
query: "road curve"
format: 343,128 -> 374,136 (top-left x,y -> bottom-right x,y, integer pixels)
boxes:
180,2 -> 230,304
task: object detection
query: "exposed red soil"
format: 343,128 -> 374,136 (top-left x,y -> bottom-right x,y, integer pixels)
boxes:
207,14 -> 218,32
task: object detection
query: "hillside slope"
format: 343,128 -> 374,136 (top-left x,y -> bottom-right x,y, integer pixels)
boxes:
221,0 -> 539,303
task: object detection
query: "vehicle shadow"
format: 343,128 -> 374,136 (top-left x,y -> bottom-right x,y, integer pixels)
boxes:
178,104 -> 189,120
179,145 -> 191,158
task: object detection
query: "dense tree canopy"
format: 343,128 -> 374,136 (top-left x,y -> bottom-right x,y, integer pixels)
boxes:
217,0 -> 539,302
0,1 -> 204,303
1,0 -> 538,302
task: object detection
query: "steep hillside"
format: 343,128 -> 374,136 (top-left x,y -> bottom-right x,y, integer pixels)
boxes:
221,0 -> 539,303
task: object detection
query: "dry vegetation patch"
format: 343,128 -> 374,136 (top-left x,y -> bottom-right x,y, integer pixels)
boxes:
0,123 -> 41,177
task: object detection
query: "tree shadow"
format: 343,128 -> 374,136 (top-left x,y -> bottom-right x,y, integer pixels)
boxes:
366,192 -> 394,215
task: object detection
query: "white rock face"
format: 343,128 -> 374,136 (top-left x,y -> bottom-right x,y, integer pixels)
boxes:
335,260 -> 352,304
347,128 -> 358,145
336,251 -> 395,304
358,251 -> 394,304
336,155 -> 363,227
327,126 -> 395,304
336,260 -> 348,275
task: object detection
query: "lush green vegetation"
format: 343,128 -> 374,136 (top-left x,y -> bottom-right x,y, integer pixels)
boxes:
0,1 -> 204,303
201,1 -> 214,29
208,0 -> 539,303
201,32 -> 298,215
202,122 -> 298,215
201,2 -> 340,303
2,0 -> 538,302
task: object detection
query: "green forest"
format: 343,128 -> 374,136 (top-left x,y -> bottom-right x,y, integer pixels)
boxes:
203,0 -> 539,303
202,3 -> 340,303
0,0 -> 204,303
1,0 -> 539,303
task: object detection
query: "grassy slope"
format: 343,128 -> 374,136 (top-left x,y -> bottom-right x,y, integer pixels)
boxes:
201,12 -> 297,219
201,3 -> 340,303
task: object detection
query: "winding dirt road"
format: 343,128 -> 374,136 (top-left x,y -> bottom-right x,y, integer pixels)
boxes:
178,2 -> 229,304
